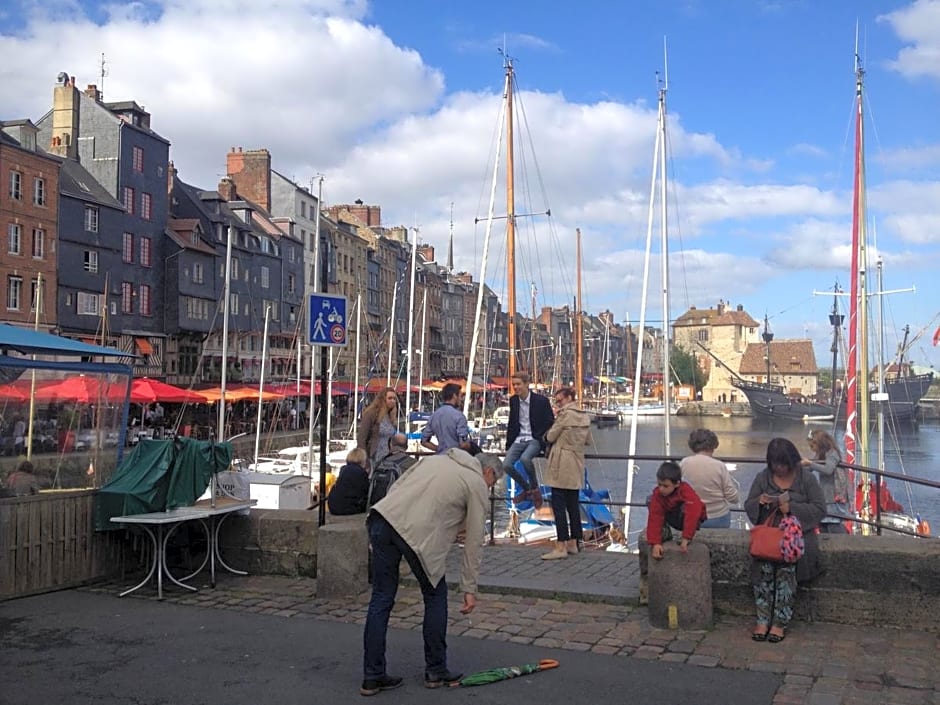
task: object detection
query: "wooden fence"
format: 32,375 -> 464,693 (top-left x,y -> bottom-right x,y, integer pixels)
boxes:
0,490 -> 123,600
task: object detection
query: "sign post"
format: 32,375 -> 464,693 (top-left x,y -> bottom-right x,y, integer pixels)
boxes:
309,294 -> 348,526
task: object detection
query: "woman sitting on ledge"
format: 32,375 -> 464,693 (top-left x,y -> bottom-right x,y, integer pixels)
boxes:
745,438 -> 825,644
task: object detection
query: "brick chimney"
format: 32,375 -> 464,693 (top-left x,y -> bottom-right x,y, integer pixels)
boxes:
417,244 -> 435,262
167,160 -> 177,197
347,199 -> 381,226
226,147 -> 271,211
84,84 -> 101,101
217,176 -> 237,202
49,73 -> 79,159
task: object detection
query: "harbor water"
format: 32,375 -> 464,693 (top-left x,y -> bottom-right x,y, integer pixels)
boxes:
582,416 -> 940,542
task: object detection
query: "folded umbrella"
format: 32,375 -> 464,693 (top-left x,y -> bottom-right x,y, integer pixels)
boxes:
449,659 -> 559,688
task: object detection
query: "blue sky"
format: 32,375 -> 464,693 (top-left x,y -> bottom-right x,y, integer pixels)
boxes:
2,0 -> 939,370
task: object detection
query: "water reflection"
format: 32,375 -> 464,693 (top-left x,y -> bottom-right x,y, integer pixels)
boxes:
588,416 -> 940,540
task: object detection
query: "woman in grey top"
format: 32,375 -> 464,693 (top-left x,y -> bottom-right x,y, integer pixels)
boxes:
801,430 -> 850,533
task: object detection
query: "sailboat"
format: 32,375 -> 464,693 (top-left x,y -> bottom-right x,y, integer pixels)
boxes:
466,57 -> 613,544
842,52 -> 926,536
614,47 -> 674,550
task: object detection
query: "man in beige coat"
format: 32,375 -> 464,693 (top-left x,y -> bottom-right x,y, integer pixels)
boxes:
361,449 -> 504,696
541,387 -> 593,560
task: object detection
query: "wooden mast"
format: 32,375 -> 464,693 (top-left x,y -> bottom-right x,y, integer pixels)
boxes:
505,57 -> 518,378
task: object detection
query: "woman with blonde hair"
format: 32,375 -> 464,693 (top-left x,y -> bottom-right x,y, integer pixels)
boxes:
357,387 -> 401,468
801,429 -> 850,533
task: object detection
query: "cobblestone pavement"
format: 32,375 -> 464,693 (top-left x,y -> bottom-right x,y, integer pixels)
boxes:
87,544 -> 940,705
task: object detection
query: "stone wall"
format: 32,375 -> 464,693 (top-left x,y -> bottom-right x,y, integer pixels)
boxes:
644,529 -> 940,632
218,509 -> 318,578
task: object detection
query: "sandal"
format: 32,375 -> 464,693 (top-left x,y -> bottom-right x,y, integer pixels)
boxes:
767,627 -> 786,643
751,627 -> 768,642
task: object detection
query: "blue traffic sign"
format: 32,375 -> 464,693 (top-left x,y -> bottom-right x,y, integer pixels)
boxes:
309,294 -> 348,347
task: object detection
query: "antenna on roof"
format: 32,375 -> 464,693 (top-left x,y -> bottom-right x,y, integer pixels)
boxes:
99,52 -> 109,99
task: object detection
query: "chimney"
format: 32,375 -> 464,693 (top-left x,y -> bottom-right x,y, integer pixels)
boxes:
226,147 -> 271,211
167,160 -> 177,198
417,244 -> 435,262
84,84 -> 100,101
217,176 -> 237,202
49,72 -> 79,159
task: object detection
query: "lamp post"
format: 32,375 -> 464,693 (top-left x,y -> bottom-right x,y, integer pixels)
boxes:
762,314 -> 774,384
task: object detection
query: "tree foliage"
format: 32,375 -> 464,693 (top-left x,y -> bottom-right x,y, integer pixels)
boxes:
672,345 -> 708,388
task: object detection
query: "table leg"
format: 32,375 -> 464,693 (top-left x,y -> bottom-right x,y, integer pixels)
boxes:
161,521 -> 199,597
212,513 -> 247,580
118,525 -> 158,598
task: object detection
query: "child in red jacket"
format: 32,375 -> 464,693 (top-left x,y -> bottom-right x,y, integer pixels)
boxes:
646,461 -> 707,559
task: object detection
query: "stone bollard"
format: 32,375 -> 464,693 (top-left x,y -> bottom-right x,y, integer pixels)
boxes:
316,514 -> 369,598
647,541 -> 712,630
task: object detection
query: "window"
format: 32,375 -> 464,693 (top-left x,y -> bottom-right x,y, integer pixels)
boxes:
9,171 -> 21,200
288,274 -> 296,294
231,258 -> 239,280
192,262 -> 204,284
260,266 -> 269,289
7,276 -> 21,311
30,278 -> 44,313
301,201 -> 306,218
77,292 -> 99,315
139,285 -> 151,315
140,236 -> 151,267
141,192 -> 152,220
8,224 -> 21,255
121,282 -> 133,313
132,146 -> 144,173
31,228 -> 44,258
230,293 -> 238,311
122,232 -> 134,263
33,177 -> 45,206
83,250 -> 98,272
288,246 -> 295,263
84,206 -> 99,232
123,186 -> 135,214
697,329 -> 709,342
184,296 -> 210,320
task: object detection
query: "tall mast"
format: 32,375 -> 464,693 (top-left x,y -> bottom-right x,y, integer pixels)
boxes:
845,49 -> 868,470
575,228 -> 583,403
505,57 -> 518,377
828,283 -> 844,407
658,39 -> 672,455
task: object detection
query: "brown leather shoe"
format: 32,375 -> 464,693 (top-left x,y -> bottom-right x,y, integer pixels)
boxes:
530,488 -> 543,509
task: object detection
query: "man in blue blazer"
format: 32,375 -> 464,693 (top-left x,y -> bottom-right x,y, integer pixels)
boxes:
503,371 -> 554,508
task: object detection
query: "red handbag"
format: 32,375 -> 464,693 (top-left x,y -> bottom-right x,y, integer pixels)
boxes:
749,509 -> 786,562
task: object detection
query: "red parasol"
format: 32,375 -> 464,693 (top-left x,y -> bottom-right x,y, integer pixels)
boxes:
32,376 -> 123,403
130,378 -> 207,404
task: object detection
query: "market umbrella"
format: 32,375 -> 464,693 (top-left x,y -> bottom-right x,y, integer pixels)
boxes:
0,382 -> 28,402
198,386 -> 285,403
449,659 -> 559,688
33,375 -> 124,403
130,378 -> 208,404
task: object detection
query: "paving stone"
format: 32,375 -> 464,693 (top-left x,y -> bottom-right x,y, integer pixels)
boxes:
686,654 -> 720,668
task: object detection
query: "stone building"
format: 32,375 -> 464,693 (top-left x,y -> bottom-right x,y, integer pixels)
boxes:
673,300 -> 760,402
740,339 -> 820,399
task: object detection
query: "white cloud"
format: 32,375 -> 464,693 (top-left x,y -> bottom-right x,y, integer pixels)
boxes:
880,0 -> 940,81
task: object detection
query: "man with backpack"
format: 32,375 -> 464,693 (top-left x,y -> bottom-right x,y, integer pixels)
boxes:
367,433 -> 416,509
361,449 -> 504,696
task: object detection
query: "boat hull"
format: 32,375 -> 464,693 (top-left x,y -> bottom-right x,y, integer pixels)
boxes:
733,374 -> 933,422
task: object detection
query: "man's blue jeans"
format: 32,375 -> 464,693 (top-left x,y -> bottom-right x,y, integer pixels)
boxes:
363,512 -> 449,679
502,437 -> 542,491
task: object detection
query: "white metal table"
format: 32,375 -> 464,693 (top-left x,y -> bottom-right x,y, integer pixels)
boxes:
110,498 -> 254,599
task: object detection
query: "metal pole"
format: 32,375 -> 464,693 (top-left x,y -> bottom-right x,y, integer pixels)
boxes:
254,305 -> 270,467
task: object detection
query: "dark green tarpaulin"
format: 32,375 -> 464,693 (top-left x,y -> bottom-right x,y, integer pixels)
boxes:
94,437 -> 233,530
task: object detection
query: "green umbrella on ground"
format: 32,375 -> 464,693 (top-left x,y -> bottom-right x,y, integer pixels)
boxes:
449,659 -> 559,688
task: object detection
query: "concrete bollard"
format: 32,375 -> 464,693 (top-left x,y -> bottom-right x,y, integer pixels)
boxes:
647,541 -> 712,630
316,515 -> 369,598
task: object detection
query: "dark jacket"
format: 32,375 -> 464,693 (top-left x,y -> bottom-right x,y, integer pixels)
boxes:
327,462 -> 369,515
506,391 -> 555,449
745,467 -> 826,584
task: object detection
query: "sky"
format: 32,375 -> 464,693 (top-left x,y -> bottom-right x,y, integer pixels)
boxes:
2,0 -> 940,371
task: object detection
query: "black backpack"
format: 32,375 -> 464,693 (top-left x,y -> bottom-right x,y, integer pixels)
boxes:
367,452 -> 416,509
